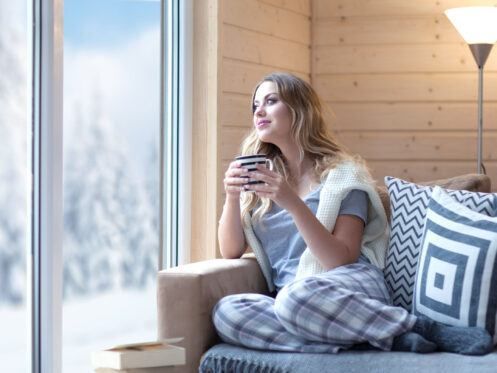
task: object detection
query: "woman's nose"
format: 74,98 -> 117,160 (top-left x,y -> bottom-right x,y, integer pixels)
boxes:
254,105 -> 265,116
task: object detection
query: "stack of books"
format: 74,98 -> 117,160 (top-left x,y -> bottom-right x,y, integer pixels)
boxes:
92,338 -> 185,372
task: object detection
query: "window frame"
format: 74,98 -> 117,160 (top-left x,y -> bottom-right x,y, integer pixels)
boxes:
29,0 -> 64,372
160,0 -> 192,269
177,0 -> 193,266
28,0 -> 189,371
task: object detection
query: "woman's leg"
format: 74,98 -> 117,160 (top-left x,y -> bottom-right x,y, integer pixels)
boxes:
212,293 -> 343,352
213,268 -> 493,355
274,262 -> 416,351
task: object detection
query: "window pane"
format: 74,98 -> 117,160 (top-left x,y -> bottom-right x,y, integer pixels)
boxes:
0,0 -> 29,371
62,1 -> 161,372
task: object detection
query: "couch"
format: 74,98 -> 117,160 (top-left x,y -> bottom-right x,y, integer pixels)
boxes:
157,173 -> 497,373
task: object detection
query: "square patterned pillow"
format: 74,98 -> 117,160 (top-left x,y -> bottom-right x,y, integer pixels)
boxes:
413,187 -> 497,342
384,176 -> 497,310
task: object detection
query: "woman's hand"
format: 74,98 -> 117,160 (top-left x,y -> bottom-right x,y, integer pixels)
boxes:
223,161 -> 249,200
244,164 -> 301,211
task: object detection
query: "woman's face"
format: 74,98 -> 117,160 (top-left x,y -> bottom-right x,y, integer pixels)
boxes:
252,81 -> 293,144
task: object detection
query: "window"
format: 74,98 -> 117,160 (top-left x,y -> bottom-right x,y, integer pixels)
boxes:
62,1 -> 161,371
0,1 -> 29,372
23,0 -> 190,371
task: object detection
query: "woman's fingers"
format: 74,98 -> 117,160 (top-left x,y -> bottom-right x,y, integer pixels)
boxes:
244,183 -> 274,194
226,167 -> 248,178
248,169 -> 276,184
226,185 -> 245,192
224,162 -> 250,195
226,177 -> 250,185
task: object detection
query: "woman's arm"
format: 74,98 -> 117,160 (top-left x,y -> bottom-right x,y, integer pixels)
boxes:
218,196 -> 246,259
286,199 -> 364,270
218,161 -> 248,259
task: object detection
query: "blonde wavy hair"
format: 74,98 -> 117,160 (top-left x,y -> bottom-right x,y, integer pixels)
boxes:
240,72 -> 357,224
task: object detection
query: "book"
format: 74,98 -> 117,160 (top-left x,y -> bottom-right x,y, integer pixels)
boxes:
91,338 -> 185,370
94,368 -> 172,373
94,368 -> 170,373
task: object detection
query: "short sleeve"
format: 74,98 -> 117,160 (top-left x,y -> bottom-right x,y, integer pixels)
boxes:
338,189 -> 368,224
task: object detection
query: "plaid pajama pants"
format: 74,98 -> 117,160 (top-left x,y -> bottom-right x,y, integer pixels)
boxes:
213,260 -> 416,353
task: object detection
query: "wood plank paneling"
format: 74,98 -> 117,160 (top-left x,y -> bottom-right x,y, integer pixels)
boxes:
223,0 -> 310,45
223,24 -> 310,73
314,73 -> 497,102
314,44 -> 497,73
368,160 -> 497,191
221,127 -> 251,160
223,59 -> 310,95
190,0 -> 221,262
200,0 -> 312,260
220,93 -> 252,127
218,159 -> 497,192
195,0 -> 497,262
336,131 -> 497,160
260,0 -> 311,16
314,0 -> 497,18
313,0 -> 497,192
313,16 -> 457,46
329,102 -> 497,131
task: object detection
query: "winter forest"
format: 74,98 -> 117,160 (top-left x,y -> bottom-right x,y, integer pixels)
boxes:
0,1 -> 160,308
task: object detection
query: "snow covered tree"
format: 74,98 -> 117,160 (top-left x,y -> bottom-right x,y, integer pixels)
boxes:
63,96 -> 159,299
0,0 -> 28,306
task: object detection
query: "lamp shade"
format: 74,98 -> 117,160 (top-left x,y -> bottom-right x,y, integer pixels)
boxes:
445,7 -> 497,44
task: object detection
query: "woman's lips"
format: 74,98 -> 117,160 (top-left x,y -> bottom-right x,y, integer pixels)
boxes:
257,120 -> 270,128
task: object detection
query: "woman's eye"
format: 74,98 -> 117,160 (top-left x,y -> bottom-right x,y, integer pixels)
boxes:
266,98 -> 276,104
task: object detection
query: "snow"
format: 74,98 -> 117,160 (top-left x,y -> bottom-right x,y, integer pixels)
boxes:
63,286 -> 157,373
0,305 -> 29,372
0,286 -> 157,372
0,2 -> 162,372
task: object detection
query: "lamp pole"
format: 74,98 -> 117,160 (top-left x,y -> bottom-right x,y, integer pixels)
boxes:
469,43 -> 492,174
445,6 -> 497,175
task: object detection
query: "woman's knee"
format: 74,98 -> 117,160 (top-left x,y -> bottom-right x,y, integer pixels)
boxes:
213,295 -> 241,322
274,277 -> 327,319
213,293 -> 271,327
213,293 -> 275,342
212,295 -> 245,340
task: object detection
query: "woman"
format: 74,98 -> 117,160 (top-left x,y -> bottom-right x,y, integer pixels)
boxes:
214,72 -> 491,355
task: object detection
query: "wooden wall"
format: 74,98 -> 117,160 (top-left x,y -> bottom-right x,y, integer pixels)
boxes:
191,0 -> 497,262
312,0 -> 497,188
220,0 -> 312,171
191,0 -> 311,261
218,0 -> 312,257
191,0 -> 220,262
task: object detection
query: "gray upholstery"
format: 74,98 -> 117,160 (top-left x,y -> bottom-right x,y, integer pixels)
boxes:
200,343 -> 497,373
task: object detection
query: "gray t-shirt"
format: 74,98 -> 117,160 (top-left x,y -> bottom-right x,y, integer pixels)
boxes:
252,186 -> 368,290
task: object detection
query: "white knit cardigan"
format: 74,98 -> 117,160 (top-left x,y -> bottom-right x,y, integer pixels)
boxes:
243,160 -> 389,293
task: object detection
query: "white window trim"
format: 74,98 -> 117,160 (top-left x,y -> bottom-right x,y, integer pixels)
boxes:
160,0 -> 192,269
28,1 -> 183,371
177,0 -> 193,266
29,0 -> 63,372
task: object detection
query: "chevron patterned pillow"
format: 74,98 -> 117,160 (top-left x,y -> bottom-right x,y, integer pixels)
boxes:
384,176 -> 497,311
413,187 -> 497,342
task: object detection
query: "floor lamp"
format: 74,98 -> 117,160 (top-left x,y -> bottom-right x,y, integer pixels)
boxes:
445,7 -> 497,174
